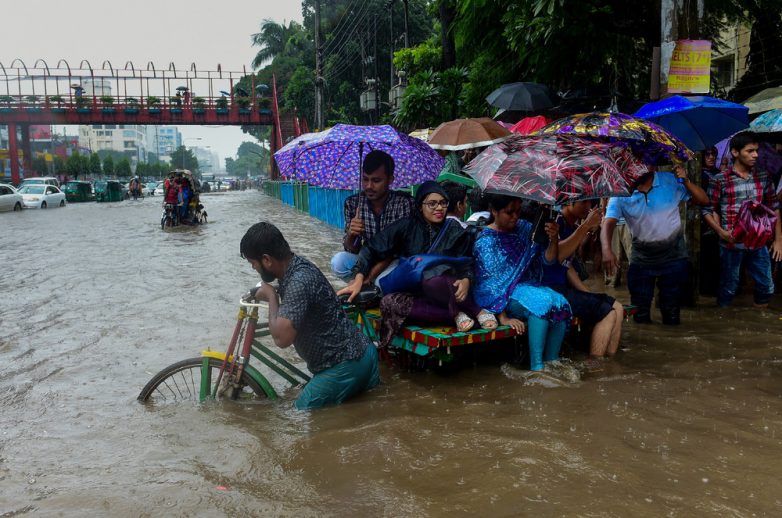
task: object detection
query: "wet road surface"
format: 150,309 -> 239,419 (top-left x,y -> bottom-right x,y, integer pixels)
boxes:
1,190 -> 781,516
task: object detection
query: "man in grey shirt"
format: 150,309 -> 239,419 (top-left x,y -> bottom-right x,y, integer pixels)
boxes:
241,222 -> 379,410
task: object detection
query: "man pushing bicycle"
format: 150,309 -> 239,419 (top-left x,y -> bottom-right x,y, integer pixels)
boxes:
240,222 -> 380,410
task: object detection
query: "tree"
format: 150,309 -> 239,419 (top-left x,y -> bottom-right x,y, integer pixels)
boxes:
66,152 -> 87,180
252,19 -> 305,69
53,155 -> 66,176
227,140 -> 269,178
103,155 -> 115,176
135,162 -> 148,177
88,153 -> 102,177
115,158 -> 132,177
32,156 -> 48,175
169,146 -> 199,172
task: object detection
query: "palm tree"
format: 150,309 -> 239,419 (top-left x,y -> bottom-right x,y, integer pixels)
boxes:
251,19 -> 292,69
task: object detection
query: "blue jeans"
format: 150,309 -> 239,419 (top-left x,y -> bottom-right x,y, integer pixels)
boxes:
626,258 -> 688,325
330,251 -> 358,281
506,299 -> 567,371
718,246 -> 774,307
295,345 -> 380,410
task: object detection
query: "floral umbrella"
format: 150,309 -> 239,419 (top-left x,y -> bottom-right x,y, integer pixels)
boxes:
274,124 -> 444,189
463,134 -> 649,206
749,108 -> 782,133
535,112 -> 693,165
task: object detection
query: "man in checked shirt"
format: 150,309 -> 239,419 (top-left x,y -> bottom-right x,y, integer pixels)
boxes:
703,131 -> 782,308
330,150 -> 414,283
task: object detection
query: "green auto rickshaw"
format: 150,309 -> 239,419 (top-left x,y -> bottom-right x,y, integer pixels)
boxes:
64,181 -> 95,203
95,180 -> 124,202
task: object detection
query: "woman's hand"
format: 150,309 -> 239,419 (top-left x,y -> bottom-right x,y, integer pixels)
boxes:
336,273 -> 365,302
498,312 -> 525,334
453,278 -> 470,303
544,221 -> 560,241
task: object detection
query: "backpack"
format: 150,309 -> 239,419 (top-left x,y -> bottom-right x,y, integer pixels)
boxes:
731,200 -> 778,249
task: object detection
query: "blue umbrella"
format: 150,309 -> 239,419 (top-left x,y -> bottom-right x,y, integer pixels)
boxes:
634,95 -> 749,151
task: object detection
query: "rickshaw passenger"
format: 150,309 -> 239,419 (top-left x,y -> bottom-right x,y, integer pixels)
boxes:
241,222 -> 379,410
330,150 -> 414,280
473,194 -> 571,372
338,181 -> 498,341
180,178 -> 193,220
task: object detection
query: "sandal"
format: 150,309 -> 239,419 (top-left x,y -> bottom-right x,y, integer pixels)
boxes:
477,310 -> 498,330
455,312 -> 475,332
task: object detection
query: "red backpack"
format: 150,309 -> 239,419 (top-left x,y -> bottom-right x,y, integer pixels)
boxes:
731,200 -> 778,249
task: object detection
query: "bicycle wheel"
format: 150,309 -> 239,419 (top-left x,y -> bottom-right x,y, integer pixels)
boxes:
138,357 -> 266,403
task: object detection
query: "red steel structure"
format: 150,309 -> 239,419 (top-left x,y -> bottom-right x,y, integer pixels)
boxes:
0,59 -> 305,183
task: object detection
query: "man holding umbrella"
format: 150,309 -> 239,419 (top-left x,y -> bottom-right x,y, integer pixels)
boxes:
602,165 -> 708,325
330,150 -> 414,280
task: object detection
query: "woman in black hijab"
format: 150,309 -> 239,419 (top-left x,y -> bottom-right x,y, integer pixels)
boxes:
338,181 -> 497,336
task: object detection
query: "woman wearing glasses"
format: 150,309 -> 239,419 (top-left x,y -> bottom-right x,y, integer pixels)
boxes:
338,181 -> 497,341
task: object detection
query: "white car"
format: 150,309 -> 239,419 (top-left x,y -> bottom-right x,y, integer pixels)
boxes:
153,182 -> 168,196
19,176 -> 60,189
143,182 -> 158,196
0,184 -> 24,212
17,184 -> 67,209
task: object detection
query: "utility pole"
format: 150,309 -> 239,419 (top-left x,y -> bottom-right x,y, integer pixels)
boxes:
389,0 -> 395,93
314,0 -> 323,131
374,14 -> 379,122
402,0 -> 409,48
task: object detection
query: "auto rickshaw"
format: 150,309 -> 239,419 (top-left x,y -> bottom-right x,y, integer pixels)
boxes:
63,181 -> 95,203
94,180 -> 124,202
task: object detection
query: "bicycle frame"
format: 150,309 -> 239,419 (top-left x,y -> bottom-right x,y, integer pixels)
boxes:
200,297 -> 310,401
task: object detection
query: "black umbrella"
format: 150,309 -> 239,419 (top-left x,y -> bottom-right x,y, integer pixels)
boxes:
486,82 -> 556,112
176,86 -> 189,91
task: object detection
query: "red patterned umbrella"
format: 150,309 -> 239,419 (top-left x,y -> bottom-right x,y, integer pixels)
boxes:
463,134 -> 649,206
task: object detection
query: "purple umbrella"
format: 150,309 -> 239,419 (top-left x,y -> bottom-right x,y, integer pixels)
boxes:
274,124 -> 445,189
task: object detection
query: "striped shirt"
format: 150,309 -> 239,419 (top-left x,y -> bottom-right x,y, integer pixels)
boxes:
343,190 -> 414,251
705,167 -> 780,249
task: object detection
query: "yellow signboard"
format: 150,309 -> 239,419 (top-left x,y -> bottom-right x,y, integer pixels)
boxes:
668,40 -> 712,94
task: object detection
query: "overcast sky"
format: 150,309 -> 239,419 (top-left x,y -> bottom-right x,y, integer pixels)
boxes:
0,0 -> 304,167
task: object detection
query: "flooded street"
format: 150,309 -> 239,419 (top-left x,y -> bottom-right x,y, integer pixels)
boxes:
2,190 -> 782,516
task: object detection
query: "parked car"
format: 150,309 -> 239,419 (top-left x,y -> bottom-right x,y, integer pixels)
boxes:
19,176 -> 60,189
153,182 -> 168,196
144,182 -> 158,196
17,184 -> 66,208
0,183 -> 23,212
63,181 -> 95,203
94,180 -> 125,202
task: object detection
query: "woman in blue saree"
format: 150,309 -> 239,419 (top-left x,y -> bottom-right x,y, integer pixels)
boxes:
473,194 -> 572,371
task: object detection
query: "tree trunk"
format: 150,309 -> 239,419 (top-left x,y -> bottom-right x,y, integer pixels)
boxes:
439,0 -> 456,69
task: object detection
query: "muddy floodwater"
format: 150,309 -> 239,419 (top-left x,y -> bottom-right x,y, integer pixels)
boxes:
1,190 -> 781,516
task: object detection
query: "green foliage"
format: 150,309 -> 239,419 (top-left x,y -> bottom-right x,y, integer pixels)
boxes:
394,67 -> 467,129
25,95 -> 39,104
99,95 -> 114,105
169,146 -> 199,172
393,40 -> 441,76
283,66 -> 315,122
192,96 -> 206,106
115,158 -> 132,178
66,152 -> 88,179
102,154 -> 115,175
32,156 -> 48,175
53,155 -> 66,175
48,95 -> 64,104
135,162 -> 148,176
88,153 -> 102,177
226,141 -> 270,178
216,97 -> 228,109
146,96 -> 161,106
